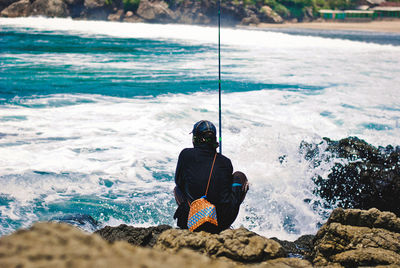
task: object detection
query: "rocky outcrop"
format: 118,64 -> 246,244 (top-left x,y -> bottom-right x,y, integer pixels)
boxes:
0,222 -> 238,268
0,0 -> 288,25
31,0 -> 69,17
107,8 -> 124,21
95,224 -> 172,247
271,234 -> 314,258
123,10 -> 144,22
82,0 -> 111,19
2,208 -> 400,267
155,227 -> 286,262
0,0 -> 30,17
311,207 -> 400,266
0,222 -> 311,268
136,0 -> 175,22
259,5 -> 283,23
304,137 -> 400,217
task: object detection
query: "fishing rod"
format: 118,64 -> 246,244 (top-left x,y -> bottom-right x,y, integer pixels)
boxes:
218,0 -> 222,154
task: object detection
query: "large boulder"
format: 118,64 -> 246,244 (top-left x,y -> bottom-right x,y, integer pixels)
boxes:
107,8 -> 124,21
171,0 -> 257,26
83,0 -> 111,19
30,0 -> 69,17
0,0 -> 30,17
95,224 -> 172,247
0,222 -> 237,268
123,11 -> 144,22
240,14 -> 259,25
155,227 -> 286,262
305,137 -> 400,217
136,0 -> 175,22
172,0 -> 212,25
258,5 -> 283,23
310,208 -> 400,266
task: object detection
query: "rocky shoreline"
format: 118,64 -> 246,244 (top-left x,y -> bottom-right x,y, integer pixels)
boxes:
298,137 -> 400,218
0,0 -> 292,26
1,207 -> 400,267
1,136 -> 399,267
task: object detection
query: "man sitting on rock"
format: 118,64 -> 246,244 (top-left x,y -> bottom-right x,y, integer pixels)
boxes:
173,120 -> 249,233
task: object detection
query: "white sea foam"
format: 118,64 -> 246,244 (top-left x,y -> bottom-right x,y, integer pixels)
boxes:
1,17 -> 399,50
1,89 -> 400,239
1,18 -> 400,239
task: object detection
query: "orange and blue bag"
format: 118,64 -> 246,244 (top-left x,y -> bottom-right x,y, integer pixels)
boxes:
187,153 -> 218,232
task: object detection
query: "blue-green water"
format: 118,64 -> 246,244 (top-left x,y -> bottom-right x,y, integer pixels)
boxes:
1,17 -> 400,240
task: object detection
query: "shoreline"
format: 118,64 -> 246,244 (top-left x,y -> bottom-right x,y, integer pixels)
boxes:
1,16 -> 400,34
253,20 -> 400,33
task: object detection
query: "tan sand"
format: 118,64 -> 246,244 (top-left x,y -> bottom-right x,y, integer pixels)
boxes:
254,20 -> 400,33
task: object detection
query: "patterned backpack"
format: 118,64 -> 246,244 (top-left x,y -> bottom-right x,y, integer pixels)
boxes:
187,153 -> 218,232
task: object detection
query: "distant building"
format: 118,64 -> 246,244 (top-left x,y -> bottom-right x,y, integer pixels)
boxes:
319,1 -> 400,20
371,2 -> 400,18
365,0 -> 386,6
319,9 -> 375,21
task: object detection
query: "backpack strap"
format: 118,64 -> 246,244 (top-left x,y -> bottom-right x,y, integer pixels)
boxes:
204,153 -> 217,197
188,152 -> 217,206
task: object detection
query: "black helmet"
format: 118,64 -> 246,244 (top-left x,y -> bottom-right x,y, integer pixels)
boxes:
191,120 -> 218,148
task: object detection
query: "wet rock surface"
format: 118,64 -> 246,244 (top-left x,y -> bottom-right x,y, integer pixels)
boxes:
303,137 -> 400,217
155,227 -> 286,262
95,224 -> 172,247
2,208 -> 400,267
311,207 -> 400,266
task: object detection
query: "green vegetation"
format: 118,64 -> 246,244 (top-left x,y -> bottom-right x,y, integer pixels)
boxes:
230,0 -> 375,20
123,0 -> 141,11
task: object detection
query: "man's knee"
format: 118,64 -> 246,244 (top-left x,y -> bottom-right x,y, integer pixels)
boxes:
233,171 -> 249,203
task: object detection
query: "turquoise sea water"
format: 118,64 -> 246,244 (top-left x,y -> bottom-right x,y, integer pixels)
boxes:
1,17 -> 400,240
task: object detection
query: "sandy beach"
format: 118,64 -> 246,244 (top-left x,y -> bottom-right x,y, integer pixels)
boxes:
255,20 -> 400,33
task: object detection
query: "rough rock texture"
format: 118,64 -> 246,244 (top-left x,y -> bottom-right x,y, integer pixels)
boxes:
155,227 -> 286,262
303,137 -> 400,217
3,210 -> 400,268
171,0 -> 214,25
84,0 -> 105,9
259,258 -> 312,267
271,234 -> 314,258
311,207 -> 400,266
240,14 -> 259,25
0,0 -> 30,17
82,0 -> 111,19
136,0 -> 175,22
0,222 -> 238,268
0,0 -> 309,25
95,224 -> 172,247
259,5 -> 283,23
108,8 -> 124,21
31,0 -> 69,17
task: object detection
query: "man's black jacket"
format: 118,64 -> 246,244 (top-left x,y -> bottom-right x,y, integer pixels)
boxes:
174,144 -> 242,231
